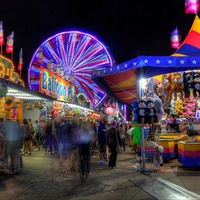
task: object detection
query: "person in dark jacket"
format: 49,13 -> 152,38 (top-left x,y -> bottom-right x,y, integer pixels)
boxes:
44,121 -> 53,155
107,120 -> 122,169
97,120 -> 108,165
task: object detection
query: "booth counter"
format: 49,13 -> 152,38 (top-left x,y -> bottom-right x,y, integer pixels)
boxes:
137,133 -> 187,159
157,139 -> 175,159
158,133 -> 187,159
178,141 -> 200,167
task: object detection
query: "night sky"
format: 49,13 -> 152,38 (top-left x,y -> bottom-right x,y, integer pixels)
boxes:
0,0 -> 196,83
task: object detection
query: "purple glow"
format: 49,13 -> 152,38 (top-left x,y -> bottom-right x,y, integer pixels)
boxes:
124,104 -> 127,121
28,31 -> 113,108
185,0 -> 200,14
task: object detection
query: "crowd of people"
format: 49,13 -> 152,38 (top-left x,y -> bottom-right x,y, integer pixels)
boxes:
0,116 -> 132,188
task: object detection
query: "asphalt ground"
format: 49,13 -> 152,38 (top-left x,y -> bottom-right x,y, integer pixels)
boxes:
1,146 -> 200,200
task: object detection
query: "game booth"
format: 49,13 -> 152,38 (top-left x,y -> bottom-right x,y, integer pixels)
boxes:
0,55 -> 54,124
91,15 -> 200,170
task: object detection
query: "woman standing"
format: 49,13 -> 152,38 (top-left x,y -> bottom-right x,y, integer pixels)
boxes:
107,120 -> 122,169
22,118 -> 31,155
118,123 -> 126,151
44,121 -> 53,155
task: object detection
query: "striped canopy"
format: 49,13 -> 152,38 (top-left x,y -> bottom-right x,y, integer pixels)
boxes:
92,15 -> 200,106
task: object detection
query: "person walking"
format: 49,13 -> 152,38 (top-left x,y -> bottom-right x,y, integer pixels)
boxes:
118,123 -> 126,151
107,120 -> 122,169
75,120 -> 94,188
0,118 -> 5,166
97,120 -> 108,165
44,121 -> 53,155
22,118 -> 32,155
28,119 -> 35,151
33,120 -> 41,150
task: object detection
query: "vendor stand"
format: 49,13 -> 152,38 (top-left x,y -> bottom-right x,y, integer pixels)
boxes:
0,78 -> 55,123
178,141 -> 200,167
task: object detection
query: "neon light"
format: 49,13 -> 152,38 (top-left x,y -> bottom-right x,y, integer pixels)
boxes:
28,31 -> 113,108
124,104 -> 127,121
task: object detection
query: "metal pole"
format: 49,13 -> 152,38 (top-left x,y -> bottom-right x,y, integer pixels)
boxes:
141,119 -> 146,172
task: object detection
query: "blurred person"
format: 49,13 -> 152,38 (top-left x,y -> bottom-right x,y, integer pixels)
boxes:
52,120 -> 58,153
189,120 -> 194,130
0,118 -> 5,165
58,119 -> 75,180
97,120 -> 108,165
22,118 -> 32,155
28,119 -> 34,151
127,124 -> 134,148
0,118 -> 4,133
3,119 -> 23,173
91,121 -> 98,149
118,123 -> 126,151
44,121 -> 53,155
33,120 -> 41,150
107,120 -> 122,169
75,120 -> 95,187
0,132 -> 5,166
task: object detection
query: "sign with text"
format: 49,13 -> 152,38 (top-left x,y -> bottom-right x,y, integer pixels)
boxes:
39,66 -> 77,102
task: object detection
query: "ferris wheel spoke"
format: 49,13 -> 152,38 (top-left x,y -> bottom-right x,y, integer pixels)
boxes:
71,37 -> 92,70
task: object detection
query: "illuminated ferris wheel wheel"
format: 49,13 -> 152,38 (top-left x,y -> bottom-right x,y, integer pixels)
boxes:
28,31 -> 113,108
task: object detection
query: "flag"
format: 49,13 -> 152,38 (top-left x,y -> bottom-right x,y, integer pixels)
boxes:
0,21 -> 4,46
18,48 -> 23,71
6,31 -> 14,53
170,27 -> 181,49
185,0 -> 200,14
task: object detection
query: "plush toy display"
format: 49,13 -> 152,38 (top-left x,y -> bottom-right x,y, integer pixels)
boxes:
174,98 -> 183,116
156,81 -> 164,101
162,74 -> 173,104
183,71 -> 193,98
182,98 -> 196,118
145,77 -> 156,97
160,119 -> 167,134
171,72 -> 184,100
132,100 -> 138,123
146,99 -> 158,125
153,97 -> 165,122
170,98 -> 175,115
192,70 -> 200,97
149,141 -> 164,167
137,100 -> 147,125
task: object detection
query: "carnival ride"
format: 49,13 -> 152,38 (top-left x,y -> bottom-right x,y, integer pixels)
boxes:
28,31 -> 113,108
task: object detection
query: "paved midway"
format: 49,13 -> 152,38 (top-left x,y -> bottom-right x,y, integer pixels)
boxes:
1,146 -> 200,200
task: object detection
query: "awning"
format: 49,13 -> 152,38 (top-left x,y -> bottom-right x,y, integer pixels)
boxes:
92,15 -> 200,105
0,78 -> 55,101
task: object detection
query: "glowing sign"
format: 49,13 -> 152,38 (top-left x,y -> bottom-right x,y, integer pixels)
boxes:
39,66 -> 76,102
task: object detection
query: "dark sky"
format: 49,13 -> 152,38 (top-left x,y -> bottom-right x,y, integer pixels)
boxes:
0,0 -> 196,82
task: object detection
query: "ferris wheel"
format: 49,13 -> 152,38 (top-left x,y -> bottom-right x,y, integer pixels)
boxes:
28,31 -> 113,108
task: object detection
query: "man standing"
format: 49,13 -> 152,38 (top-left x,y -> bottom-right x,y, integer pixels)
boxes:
3,119 -> 23,173
97,120 -> 108,165
107,120 -> 122,169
